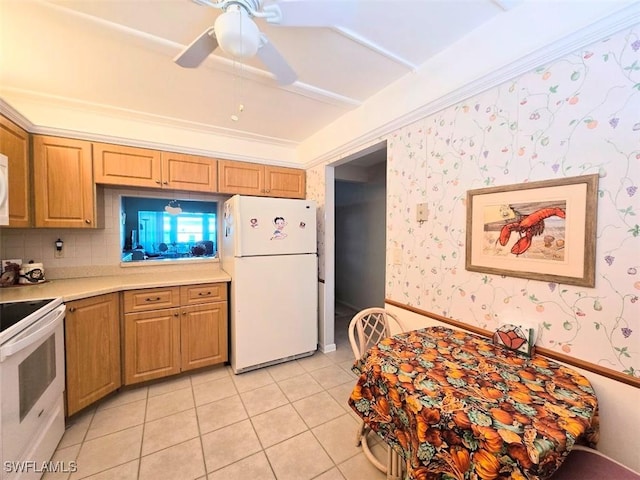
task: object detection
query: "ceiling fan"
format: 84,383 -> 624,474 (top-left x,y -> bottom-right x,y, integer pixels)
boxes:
174,0 -> 355,85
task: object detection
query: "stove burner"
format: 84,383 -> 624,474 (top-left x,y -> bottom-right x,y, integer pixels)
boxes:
0,299 -> 57,334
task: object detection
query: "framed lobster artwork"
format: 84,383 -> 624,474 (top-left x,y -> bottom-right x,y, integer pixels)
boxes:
465,174 -> 599,287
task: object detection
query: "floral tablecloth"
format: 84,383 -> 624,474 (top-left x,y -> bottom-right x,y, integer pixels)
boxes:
349,326 -> 599,480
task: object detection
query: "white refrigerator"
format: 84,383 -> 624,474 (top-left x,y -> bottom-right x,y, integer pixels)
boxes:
221,195 -> 318,373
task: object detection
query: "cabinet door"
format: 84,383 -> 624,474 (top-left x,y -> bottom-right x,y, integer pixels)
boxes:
124,308 -> 181,385
161,152 -> 217,192
65,293 -> 121,416
217,160 -> 264,195
93,143 -> 161,188
33,135 -> 97,228
0,115 -> 31,227
265,166 -> 306,198
181,302 -> 228,371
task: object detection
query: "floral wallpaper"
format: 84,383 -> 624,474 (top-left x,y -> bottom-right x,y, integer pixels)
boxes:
308,25 -> 640,378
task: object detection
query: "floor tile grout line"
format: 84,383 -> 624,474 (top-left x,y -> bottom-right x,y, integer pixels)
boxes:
55,312 -> 359,480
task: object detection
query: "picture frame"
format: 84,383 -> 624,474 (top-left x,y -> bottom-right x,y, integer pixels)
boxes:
465,174 -> 599,287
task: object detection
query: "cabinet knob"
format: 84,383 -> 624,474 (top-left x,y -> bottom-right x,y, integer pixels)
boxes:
163,181 -> 168,185
155,180 -> 162,184
69,307 -> 76,313
85,219 -> 91,224
174,312 -> 179,317
145,297 -> 161,302
198,291 -> 211,296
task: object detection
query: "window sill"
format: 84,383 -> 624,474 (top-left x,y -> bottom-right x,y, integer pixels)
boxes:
120,256 -> 219,268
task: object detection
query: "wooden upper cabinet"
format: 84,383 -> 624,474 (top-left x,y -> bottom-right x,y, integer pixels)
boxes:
218,160 -> 305,198
93,143 -> 161,188
32,135 -> 100,228
161,152 -> 217,192
0,115 -> 31,227
217,160 -> 263,195
265,165 -> 306,198
93,143 -> 217,192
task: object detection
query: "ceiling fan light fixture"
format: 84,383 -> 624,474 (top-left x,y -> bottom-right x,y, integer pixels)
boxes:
215,6 -> 260,58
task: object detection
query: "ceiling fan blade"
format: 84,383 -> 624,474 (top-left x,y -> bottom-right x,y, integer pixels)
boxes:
174,27 -> 218,68
256,34 -> 297,85
263,0 -> 358,27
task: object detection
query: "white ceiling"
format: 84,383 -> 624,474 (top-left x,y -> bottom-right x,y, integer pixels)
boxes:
0,0 -> 519,146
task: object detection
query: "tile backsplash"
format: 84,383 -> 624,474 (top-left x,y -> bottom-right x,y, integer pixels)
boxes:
1,187 -> 230,279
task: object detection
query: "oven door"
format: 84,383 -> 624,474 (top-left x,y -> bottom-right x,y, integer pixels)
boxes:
0,304 -> 65,470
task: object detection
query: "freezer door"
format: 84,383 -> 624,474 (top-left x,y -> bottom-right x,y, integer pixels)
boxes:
225,195 -> 317,257
230,254 -> 318,372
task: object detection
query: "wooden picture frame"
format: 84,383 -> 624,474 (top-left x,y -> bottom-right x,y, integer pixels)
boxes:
465,174 -> 599,287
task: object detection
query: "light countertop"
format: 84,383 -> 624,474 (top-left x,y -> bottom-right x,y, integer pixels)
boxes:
0,269 -> 231,303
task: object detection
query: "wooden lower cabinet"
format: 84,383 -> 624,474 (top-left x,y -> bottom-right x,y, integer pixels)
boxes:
124,307 -> 181,384
181,302 -> 228,371
65,293 -> 121,416
123,283 -> 228,385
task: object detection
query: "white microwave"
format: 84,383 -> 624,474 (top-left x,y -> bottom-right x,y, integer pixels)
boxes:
0,153 -> 8,225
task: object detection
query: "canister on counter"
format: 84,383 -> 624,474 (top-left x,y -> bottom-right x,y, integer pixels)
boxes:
18,261 -> 46,284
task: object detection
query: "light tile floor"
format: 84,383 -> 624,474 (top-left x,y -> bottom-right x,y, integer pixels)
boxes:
45,306 -> 387,480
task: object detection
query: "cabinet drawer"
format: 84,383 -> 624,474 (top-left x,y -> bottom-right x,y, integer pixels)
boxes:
123,287 -> 180,313
180,283 -> 227,305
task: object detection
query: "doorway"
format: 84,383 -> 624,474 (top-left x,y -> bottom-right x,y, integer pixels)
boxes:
331,143 -> 387,347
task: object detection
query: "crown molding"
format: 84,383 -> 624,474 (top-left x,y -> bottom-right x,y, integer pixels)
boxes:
0,99 -> 34,131
302,3 -> 640,170
0,95 -> 300,167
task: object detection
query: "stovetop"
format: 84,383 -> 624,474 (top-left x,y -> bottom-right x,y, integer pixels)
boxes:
0,298 -> 63,342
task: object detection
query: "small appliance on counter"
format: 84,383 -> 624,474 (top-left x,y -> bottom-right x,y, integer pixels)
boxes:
0,259 -> 46,287
18,261 -> 46,285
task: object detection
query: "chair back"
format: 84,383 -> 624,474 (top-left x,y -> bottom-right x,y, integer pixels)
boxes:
348,307 -> 405,360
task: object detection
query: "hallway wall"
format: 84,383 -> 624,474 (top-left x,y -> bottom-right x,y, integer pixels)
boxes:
334,164 -> 386,310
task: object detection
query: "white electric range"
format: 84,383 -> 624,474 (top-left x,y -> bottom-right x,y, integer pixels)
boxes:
0,297 -> 66,480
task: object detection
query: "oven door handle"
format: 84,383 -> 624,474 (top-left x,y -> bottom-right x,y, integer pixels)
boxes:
0,305 -> 65,361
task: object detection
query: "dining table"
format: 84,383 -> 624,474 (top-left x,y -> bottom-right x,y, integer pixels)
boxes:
348,326 -> 599,480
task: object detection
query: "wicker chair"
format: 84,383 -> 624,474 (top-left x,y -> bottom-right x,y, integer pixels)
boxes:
348,307 -> 405,480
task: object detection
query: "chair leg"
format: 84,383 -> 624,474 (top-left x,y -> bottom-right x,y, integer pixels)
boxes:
386,446 -> 403,480
356,420 -> 366,447
361,430 -> 387,473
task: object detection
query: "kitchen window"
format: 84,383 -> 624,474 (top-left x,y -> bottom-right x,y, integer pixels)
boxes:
121,197 -> 218,262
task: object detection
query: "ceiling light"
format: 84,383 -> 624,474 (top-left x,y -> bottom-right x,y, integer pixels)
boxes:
214,5 -> 260,58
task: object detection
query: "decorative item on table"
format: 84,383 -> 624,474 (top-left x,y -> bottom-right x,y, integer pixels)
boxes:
493,322 -> 536,357
0,258 -> 22,287
18,260 -> 46,284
